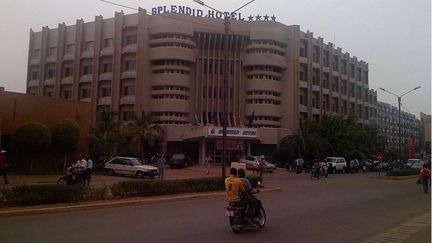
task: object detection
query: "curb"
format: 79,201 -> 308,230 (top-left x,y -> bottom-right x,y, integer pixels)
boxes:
370,175 -> 418,180
0,187 -> 281,218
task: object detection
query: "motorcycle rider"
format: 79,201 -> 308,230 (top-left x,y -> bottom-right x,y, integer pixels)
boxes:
237,168 -> 260,222
74,155 -> 87,183
225,167 -> 257,223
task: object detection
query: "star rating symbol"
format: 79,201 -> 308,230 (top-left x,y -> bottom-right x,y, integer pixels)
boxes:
263,14 -> 269,21
255,14 -> 261,21
248,15 -> 254,21
271,15 -> 276,21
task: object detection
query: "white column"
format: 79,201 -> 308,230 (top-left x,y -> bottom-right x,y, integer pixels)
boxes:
247,143 -> 251,156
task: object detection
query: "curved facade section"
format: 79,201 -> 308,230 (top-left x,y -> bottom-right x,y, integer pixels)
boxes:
246,79 -> 282,93
245,104 -> 282,120
243,53 -> 286,68
152,73 -> 190,88
151,99 -> 189,113
149,20 -> 193,36
149,27 -> 196,124
149,47 -> 196,63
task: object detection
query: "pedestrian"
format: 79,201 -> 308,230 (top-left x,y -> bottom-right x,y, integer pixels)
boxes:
205,155 -> 212,175
158,154 -> 166,180
0,150 -> 9,184
258,155 -> 266,178
84,155 -> 94,182
74,155 -> 87,183
419,164 -> 430,194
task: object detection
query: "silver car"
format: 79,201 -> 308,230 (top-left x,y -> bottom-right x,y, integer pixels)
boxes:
239,156 -> 277,172
104,157 -> 159,179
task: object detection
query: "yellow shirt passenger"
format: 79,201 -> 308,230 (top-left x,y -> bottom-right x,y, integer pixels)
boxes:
225,168 -> 246,202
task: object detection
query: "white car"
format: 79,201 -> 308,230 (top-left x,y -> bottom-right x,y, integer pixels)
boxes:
104,157 -> 159,179
239,156 -> 277,172
324,157 -> 347,173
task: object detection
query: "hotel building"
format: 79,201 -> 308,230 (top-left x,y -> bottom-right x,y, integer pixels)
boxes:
26,8 -> 378,163
377,101 -> 421,150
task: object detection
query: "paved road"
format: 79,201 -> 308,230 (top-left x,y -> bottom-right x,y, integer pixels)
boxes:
0,172 -> 430,243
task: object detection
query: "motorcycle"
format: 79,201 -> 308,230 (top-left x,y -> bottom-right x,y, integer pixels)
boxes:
225,183 -> 266,233
57,164 -> 91,185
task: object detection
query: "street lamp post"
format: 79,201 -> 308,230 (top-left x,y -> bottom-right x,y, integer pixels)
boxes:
193,0 -> 256,178
379,86 -> 421,157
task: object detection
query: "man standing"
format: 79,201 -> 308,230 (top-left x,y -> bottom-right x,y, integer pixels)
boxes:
158,154 -> 166,181
85,155 -> 93,183
0,150 -> 9,184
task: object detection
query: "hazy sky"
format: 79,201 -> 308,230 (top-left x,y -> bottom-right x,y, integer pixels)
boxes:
0,0 -> 430,117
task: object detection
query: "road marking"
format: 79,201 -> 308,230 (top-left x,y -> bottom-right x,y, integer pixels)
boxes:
364,211 -> 431,243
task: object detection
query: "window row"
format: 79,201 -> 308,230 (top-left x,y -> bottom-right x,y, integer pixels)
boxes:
152,34 -> 192,40
153,69 -> 190,75
246,99 -> 281,105
156,112 -> 188,117
247,74 -> 281,81
245,49 -> 284,56
246,91 -> 281,97
152,94 -> 189,100
251,40 -> 286,48
152,86 -> 189,92
150,42 -> 194,49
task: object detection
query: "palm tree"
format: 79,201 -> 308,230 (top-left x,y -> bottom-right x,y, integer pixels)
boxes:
89,110 -> 122,161
120,111 -> 165,155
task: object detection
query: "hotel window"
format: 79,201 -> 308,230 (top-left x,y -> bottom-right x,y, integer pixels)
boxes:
125,35 -> 137,45
103,38 -> 114,48
63,67 -> 73,77
66,44 -> 75,54
300,39 -> 308,57
83,41 -> 93,51
122,85 -> 135,96
48,47 -> 57,56
31,71 -> 39,80
123,60 -> 136,71
312,45 -> 320,62
61,87 -> 72,99
82,64 -> 92,75
33,49 -> 40,58
80,88 -> 91,99
102,63 -> 112,73
46,65 -> 55,79
100,86 -> 111,97
121,111 -> 135,121
43,86 -> 54,97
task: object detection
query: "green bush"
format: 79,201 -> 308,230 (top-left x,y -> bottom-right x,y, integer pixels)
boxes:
387,169 -> 419,177
111,176 -> 262,198
2,184 -> 84,206
15,122 -> 51,155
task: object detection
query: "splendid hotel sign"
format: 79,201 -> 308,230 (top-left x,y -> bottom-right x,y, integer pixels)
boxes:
152,5 -> 276,21
208,127 -> 258,138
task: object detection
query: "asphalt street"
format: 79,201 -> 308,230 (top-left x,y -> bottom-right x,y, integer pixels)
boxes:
0,172 -> 430,243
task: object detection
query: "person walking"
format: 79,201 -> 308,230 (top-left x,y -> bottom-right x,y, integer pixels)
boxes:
158,154 -> 166,181
205,155 -> 212,175
419,164 -> 430,194
0,150 -> 9,184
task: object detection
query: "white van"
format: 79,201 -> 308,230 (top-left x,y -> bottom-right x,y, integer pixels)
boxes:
324,157 -> 347,173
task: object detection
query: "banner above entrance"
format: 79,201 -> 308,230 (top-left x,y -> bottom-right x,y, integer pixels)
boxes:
208,127 -> 257,138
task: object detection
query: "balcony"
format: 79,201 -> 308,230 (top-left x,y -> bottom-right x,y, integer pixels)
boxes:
121,70 -> 136,79
299,56 -> 307,64
79,74 -> 93,83
299,80 -> 308,88
99,72 -> 113,81
122,44 -> 137,54
120,95 -> 135,105
27,80 -> 39,88
61,76 -> 73,85
100,47 -> 113,57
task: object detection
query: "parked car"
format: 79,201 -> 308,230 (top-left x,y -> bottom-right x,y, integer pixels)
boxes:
371,161 -> 388,171
239,156 -> 277,173
410,161 -> 424,171
167,153 -> 191,168
324,157 -> 347,173
405,159 -> 422,168
104,157 -> 159,179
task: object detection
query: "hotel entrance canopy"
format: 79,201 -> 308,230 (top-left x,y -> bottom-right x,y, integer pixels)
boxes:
183,126 -> 259,141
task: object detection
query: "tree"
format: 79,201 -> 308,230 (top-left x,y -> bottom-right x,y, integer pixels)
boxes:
89,110 -> 122,161
52,119 -> 80,171
14,122 -> 51,172
120,111 -> 165,155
